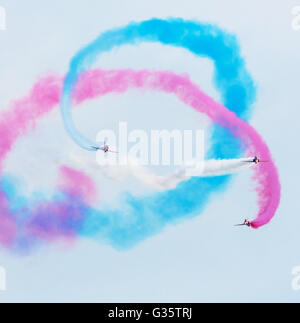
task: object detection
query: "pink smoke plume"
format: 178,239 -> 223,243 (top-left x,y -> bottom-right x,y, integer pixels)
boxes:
58,166 -> 98,205
0,69 -> 280,230
0,193 -> 16,247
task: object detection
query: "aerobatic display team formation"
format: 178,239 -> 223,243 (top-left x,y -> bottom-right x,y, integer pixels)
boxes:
0,18 -> 281,253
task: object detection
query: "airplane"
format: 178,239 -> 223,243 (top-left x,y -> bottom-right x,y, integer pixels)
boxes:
91,141 -> 118,154
243,156 -> 269,164
235,219 -> 252,227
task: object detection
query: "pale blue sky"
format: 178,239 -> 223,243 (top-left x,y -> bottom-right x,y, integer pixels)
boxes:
0,0 -> 299,302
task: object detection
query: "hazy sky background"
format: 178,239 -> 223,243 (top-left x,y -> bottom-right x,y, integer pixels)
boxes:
0,0 -> 299,302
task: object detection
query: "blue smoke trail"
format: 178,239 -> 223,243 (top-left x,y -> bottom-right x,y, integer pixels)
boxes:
0,19 -> 255,250
58,18 -> 257,248
61,18 -> 256,153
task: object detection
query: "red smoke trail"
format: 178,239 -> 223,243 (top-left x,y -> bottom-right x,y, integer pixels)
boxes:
0,70 -> 280,233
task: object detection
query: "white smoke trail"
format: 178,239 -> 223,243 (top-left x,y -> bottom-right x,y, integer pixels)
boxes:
69,154 -> 254,191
